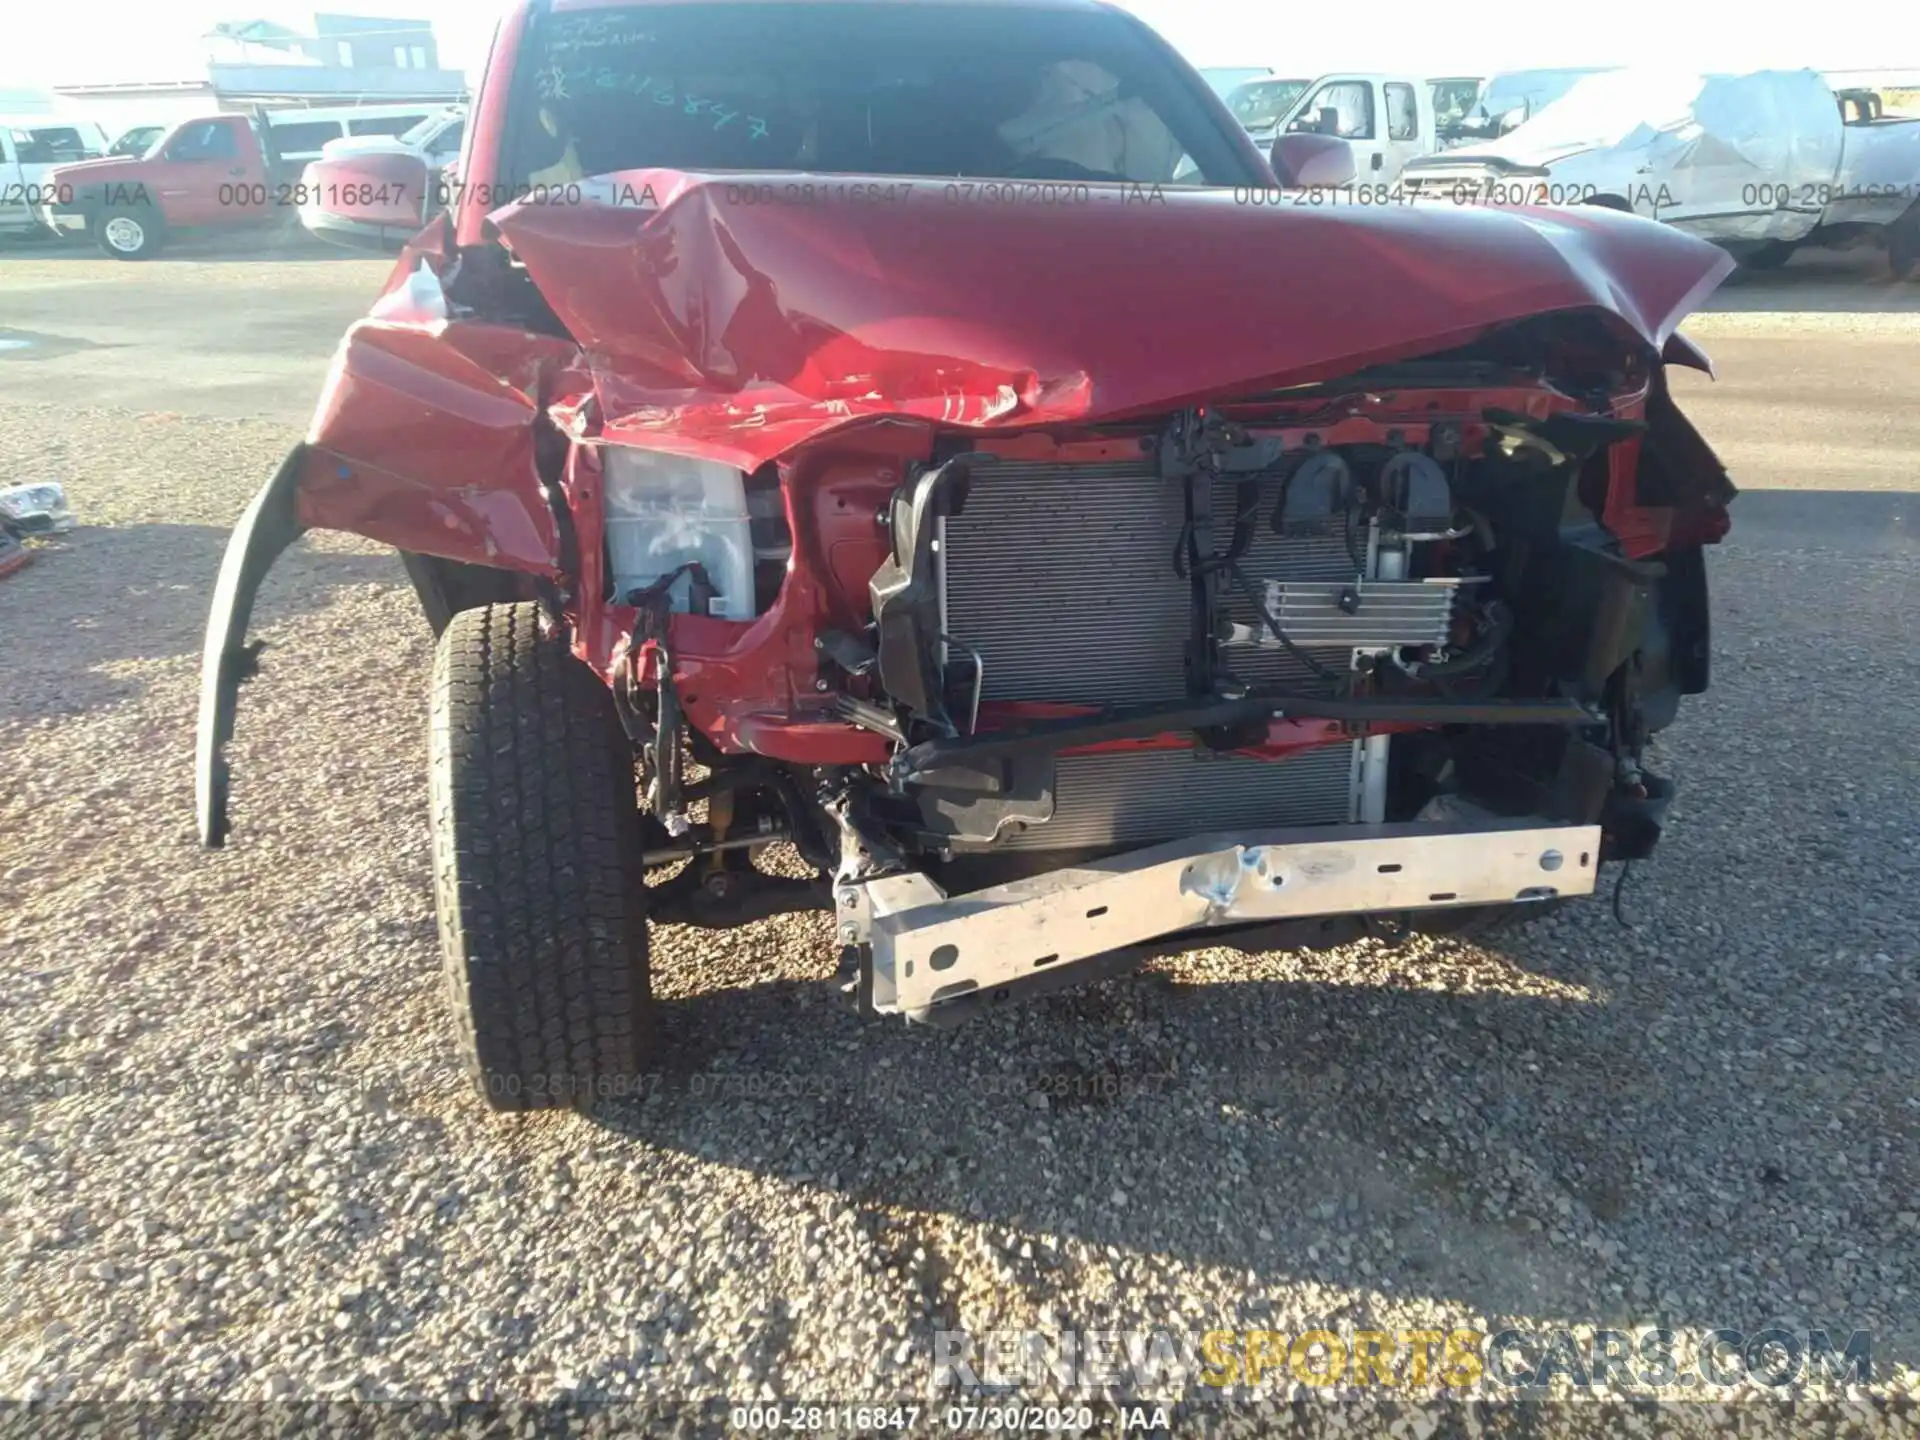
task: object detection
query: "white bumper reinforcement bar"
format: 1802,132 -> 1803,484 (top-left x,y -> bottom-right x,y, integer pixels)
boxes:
858,820 -> 1601,1017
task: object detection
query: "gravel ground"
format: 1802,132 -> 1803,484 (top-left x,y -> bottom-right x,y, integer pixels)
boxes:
2,290 -> 1918,1427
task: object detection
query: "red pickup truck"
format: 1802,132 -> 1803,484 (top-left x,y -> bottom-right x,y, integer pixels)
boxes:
42,112 -> 301,257
199,0 -> 1737,1114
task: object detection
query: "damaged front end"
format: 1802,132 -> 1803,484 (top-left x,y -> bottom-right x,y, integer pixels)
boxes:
198,174 -> 1736,1023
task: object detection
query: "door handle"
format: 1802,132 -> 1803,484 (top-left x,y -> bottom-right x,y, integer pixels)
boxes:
1372,153 -> 1384,170
228,167 -> 245,176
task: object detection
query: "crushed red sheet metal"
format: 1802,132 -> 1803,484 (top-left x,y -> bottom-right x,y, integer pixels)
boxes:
295,318 -> 584,575
485,168 -> 1736,472
281,167 -> 1736,763
299,169 -> 1733,573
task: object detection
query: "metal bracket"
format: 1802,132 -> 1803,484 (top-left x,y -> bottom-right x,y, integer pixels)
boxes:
853,820 -> 1601,1019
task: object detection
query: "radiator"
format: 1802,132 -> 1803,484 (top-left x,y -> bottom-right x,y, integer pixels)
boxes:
938,458 -> 1364,850
941,457 -> 1360,705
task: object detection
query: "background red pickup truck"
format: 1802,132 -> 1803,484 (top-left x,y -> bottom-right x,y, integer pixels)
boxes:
45,113 -> 302,257
43,105 -> 445,258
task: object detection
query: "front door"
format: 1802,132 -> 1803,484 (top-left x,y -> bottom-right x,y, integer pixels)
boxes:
1380,82 -> 1425,186
151,118 -> 265,226
1291,79 -> 1385,179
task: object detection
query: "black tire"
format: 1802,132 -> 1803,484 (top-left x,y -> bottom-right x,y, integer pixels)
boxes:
1739,240 -> 1797,271
1888,206 -> 1920,281
430,602 -> 654,1112
1583,194 -> 1633,213
95,205 -> 164,259
268,201 -> 315,249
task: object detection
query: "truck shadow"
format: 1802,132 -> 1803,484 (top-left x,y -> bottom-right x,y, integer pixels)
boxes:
0,523 -> 399,723
1717,489 -> 1919,554
1702,247 -> 1915,313
587,877 -> 1914,1370
580,525 -> 1920,1368
0,230 -> 370,265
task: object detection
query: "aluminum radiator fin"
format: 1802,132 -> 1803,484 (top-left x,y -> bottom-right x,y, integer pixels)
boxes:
1217,508 -> 1363,691
1224,578 -> 1462,650
942,459 -> 1186,706
993,746 -> 1357,853
941,461 -> 1359,705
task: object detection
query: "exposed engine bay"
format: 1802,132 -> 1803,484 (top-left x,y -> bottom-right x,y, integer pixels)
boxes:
599,334 -> 1728,1022
195,167 -> 1738,1030
174,0 -> 1760,1119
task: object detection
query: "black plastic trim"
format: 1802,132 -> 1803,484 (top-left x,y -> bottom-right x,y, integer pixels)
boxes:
868,453 -> 991,726
195,444 -> 311,849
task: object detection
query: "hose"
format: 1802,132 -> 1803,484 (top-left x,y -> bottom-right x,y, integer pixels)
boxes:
1395,601 -> 1513,682
1175,476 -> 1345,691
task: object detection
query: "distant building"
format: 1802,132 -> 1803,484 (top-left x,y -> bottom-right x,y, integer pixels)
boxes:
0,88 -> 59,116
53,11 -> 465,134
207,13 -> 447,76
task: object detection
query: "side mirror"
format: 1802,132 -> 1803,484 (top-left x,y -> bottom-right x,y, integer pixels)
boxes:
1269,132 -> 1357,188
1495,105 -> 1527,133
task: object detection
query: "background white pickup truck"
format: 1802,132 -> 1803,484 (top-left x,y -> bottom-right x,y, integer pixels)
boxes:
314,107 -> 465,170
1273,73 -> 1437,187
1399,68 -> 1920,276
0,117 -> 109,236
1224,76 -> 1313,150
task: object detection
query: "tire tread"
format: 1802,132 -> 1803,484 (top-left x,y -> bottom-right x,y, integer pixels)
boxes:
429,602 -> 651,1112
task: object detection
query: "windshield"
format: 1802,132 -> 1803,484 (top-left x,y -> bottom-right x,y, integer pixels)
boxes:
400,111 -> 454,146
1430,79 -> 1481,126
13,126 -> 100,163
510,3 -> 1254,187
1198,67 -> 1272,99
1227,79 -> 1310,127
109,127 -> 158,156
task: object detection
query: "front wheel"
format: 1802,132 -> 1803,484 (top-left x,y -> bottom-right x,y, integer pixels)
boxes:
429,602 -> 655,1112
1739,240 -> 1797,271
1888,205 -> 1920,281
96,205 -> 164,259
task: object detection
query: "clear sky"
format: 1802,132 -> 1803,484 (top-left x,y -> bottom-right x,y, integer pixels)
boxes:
2,0 -> 1914,92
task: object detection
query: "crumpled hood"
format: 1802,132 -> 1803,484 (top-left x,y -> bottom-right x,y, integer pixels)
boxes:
490,168 -> 1732,470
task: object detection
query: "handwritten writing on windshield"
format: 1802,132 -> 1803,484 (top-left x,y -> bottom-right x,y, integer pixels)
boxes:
536,64 -> 770,141
545,16 -> 653,55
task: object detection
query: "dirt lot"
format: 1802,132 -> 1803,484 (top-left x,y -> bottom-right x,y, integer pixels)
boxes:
1,238 -> 1917,1420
